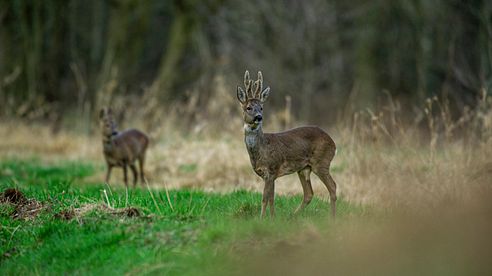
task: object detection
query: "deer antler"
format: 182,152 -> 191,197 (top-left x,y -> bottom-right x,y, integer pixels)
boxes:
244,70 -> 250,88
254,71 -> 263,98
244,70 -> 254,98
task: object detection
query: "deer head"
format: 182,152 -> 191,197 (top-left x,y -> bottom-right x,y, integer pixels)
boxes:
237,70 -> 271,131
99,107 -> 118,137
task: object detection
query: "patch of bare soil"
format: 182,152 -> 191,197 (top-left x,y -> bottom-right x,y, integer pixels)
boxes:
0,188 -> 48,220
0,188 -> 27,204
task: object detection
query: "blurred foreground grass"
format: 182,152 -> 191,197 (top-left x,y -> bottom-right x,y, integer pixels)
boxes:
1,159 -> 491,276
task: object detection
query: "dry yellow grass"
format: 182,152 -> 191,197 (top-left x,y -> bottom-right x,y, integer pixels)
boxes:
1,92 -> 491,210
0,120 -> 99,161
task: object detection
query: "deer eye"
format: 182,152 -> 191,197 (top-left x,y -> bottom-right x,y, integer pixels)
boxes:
246,106 -> 252,111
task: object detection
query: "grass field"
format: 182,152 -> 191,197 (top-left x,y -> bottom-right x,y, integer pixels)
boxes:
0,159 -> 362,275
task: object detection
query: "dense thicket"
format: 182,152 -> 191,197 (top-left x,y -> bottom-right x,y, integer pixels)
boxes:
0,0 -> 491,124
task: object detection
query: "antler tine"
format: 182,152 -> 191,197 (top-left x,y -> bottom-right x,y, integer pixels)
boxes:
254,71 -> 263,98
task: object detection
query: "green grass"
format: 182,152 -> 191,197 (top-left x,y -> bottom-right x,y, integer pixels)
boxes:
0,159 -> 363,275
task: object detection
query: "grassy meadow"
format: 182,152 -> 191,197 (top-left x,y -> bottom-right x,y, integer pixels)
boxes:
1,95 -> 492,275
0,159 -> 360,275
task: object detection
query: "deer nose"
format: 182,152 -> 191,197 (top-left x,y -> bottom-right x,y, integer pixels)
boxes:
254,115 -> 262,122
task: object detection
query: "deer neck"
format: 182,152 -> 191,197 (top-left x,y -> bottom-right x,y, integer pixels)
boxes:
244,123 -> 265,160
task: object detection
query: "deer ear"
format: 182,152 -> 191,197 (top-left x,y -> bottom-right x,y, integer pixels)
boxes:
237,86 -> 247,103
260,87 -> 270,102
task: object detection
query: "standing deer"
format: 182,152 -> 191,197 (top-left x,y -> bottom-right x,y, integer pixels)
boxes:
99,107 -> 149,188
236,71 -> 337,218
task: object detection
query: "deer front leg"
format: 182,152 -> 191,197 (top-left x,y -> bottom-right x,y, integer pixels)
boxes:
261,178 -> 275,219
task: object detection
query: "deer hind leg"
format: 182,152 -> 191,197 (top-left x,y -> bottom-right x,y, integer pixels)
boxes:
294,167 -> 314,215
105,164 -> 113,184
129,164 -> 138,187
313,167 -> 337,218
268,181 -> 276,218
122,164 -> 129,188
138,154 -> 146,184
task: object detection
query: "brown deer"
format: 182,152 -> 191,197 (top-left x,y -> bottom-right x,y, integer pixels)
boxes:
99,107 -> 149,188
236,71 -> 337,218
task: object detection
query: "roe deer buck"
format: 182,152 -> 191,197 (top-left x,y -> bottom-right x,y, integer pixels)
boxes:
99,107 -> 149,188
236,71 -> 337,218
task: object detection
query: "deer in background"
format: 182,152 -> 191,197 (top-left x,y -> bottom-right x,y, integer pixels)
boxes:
99,107 -> 149,188
236,71 -> 338,218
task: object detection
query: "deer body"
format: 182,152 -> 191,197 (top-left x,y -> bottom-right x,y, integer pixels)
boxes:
103,129 -> 148,166
100,108 -> 149,187
245,126 -> 336,178
237,71 -> 337,218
